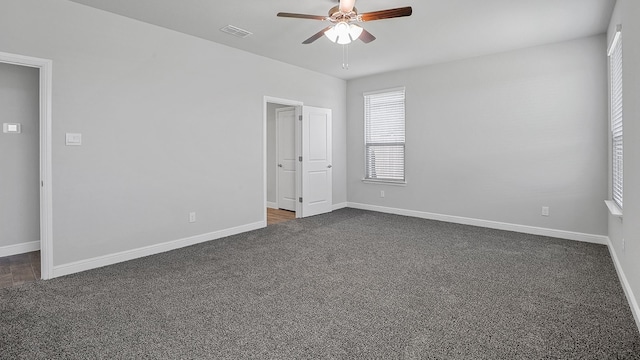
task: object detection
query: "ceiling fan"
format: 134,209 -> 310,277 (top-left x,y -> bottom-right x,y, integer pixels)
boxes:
277,0 -> 412,45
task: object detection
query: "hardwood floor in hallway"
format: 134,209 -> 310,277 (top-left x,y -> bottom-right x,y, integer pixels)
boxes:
0,251 -> 40,288
267,208 -> 295,226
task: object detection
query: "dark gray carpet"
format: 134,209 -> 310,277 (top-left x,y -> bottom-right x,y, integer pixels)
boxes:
1,208 -> 639,359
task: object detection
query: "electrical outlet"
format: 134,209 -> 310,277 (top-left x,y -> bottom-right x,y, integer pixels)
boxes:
380,190 -> 385,198
189,212 -> 196,223
541,206 -> 549,217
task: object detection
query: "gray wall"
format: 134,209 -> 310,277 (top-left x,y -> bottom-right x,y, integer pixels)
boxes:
347,35 -> 608,236
0,62 -> 40,248
607,0 -> 640,328
0,0 -> 346,266
266,103 -> 291,205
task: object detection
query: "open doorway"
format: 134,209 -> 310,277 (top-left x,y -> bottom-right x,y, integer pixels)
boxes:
263,96 -> 333,226
0,51 -> 53,281
0,62 -> 40,287
265,98 -> 302,225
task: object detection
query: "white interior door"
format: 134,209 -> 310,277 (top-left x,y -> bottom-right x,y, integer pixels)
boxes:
301,106 -> 332,217
276,107 -> 296,211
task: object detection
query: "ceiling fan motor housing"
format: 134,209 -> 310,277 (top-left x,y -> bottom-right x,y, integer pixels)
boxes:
329,5 -> 358,22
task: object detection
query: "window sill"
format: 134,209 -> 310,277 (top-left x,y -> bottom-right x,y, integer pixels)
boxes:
605,200 -> 623,217
362,179 -> 407,186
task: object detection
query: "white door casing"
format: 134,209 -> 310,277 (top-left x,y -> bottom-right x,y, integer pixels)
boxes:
0,51 -> 53,280
301,106 -> 332,217
276,107 -> 296,211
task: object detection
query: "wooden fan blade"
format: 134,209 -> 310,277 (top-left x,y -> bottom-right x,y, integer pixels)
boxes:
359,7 -> 412,21
277,12 -> 327,21
302,26 -> 333,44
358,29 -> 376,43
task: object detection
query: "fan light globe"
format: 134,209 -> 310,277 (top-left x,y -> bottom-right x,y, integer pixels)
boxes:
335,22 -> 351,44
324,26 -> 338,42
349,24 -> 363,40
324,21 -> 364,45
336,35 -> 351,45
335,22 -> 350,37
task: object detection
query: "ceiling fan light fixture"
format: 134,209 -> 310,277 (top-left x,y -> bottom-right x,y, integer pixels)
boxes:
336,34 -> 351,45
335,22 -> 351,44
278,2 -> 413,45
349,24 -> 363,41
324,26 -> 338,43
325,21 -> 354,44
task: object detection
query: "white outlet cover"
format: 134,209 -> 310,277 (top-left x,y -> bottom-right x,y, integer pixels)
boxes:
3,123 -> 21,133
65,133 -> 82,146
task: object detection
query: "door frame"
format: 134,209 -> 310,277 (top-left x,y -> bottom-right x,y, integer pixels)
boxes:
0,51 -> 53,280
275,106 -> 297,212
263,96 -> 303,223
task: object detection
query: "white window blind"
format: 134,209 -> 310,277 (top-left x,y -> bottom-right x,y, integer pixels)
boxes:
609,29 -> 623,209
364,88 -> 405,182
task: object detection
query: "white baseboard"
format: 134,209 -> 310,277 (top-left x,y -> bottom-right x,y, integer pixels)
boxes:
606,237 -> 640,332
52,221 -> 266,278
0,241 -> 40,257
332,202 -> 348,211
346,202 -> 608,245
266,202 -> 278,209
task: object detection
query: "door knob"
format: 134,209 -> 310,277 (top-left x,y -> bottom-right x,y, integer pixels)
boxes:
327,165 -> 332,168
278,164 -> 283,167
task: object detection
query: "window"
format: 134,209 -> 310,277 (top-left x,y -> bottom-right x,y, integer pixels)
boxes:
364,88 -> 406,183
609,27 -> 623,209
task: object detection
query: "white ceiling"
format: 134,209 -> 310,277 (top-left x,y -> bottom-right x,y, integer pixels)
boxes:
68,0 -> 615,80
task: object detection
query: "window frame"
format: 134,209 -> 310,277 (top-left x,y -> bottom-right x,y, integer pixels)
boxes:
608,26 -> 623,213
363,87 -> 406,184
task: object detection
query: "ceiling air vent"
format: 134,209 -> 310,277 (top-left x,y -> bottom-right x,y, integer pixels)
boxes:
220,25 -> 253,39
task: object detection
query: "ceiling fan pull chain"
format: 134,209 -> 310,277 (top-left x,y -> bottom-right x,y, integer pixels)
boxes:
342,44 -> 349,70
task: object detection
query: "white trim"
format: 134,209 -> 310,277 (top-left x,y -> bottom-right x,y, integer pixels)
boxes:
264,96 -> 304,108
266,201 -> 278,209
275,106 -> 297,212
295,106 -> 302,218
346,203 -> 608,245
605,200 -> 623,217
363,86 -> 406,97
606,237 -> 640,332
607,25 -> 622,57
0,241 -> 40,257
361,179 -> 407,186
332,202 -> 348,211
0,51 -> 53,280
52,221 -> 265,278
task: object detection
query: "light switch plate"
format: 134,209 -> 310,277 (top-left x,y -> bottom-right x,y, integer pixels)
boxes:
3,123 -> 21,133
65,133 -> 82,146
